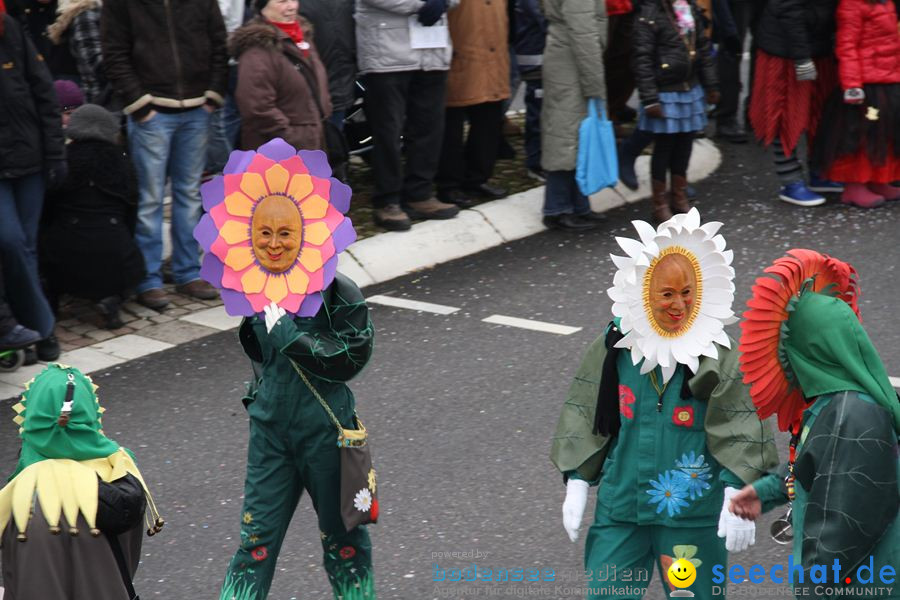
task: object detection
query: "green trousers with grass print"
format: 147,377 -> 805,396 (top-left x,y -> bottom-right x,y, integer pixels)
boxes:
221,275 -> 376,600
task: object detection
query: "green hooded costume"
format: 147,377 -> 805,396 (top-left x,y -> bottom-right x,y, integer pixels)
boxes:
0,363 -> 158,600
751,292 -> 900,600
220,273 -> 376,600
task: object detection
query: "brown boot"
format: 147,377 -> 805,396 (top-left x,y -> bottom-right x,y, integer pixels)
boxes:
670,174 -> 691,214
651,179 -> 673,223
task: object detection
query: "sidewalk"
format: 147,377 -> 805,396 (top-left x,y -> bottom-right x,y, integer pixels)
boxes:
0,139 -> 720,399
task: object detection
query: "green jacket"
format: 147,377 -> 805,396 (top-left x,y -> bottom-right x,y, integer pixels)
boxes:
551,327 -> 778,526
238,273 -> 374,426
754,392 -> 900,590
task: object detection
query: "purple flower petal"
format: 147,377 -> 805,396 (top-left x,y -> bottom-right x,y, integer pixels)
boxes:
224,150 -> 256,175
200,252 -> 224,286
329,179 -> 352,214
220,287 -> 255,317
201,176 -> 225,211
298,149 -> 331,178
257,138 -> 297,162
331,218 -> 357,254
297,292 -> 324,317
194,214 -> 219,253
321,255 -> 338,289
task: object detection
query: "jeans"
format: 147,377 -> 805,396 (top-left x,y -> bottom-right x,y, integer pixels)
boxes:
0,173 -> 55,337
524,80 -> 543,171
206,107 -> 232,174
364,70 -> 448,207
716,1 -> 760,126
128,107 -> 211,292
543,170 -> 590,216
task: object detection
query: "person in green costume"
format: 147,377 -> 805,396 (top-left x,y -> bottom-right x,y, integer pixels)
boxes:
220,273 -> 376,600
729,253 -> 899,600
551,209 -> 779,600
0,363 -> 162,600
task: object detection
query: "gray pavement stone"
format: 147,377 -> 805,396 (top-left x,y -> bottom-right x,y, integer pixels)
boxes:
139,320 -> 219,345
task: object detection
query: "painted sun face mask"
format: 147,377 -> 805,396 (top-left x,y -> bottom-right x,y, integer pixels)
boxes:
193,138 -> 357,317
607,208 -> 736,383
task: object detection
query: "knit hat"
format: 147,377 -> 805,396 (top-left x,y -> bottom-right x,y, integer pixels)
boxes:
53,79 -> 84,111
66,103 -> 120,143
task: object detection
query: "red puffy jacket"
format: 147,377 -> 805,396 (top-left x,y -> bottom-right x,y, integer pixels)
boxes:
835,0 -> 900,88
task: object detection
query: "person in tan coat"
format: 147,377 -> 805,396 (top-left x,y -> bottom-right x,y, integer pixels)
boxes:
436,0 -> 511,207
231,0 -> 331,152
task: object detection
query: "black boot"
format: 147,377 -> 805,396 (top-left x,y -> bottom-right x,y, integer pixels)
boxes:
97,296 -> 125,330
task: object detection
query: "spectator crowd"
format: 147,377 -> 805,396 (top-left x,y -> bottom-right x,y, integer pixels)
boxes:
0,0 -> 898,361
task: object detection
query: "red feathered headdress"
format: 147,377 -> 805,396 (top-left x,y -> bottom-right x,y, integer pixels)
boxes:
738,249 -> 860,432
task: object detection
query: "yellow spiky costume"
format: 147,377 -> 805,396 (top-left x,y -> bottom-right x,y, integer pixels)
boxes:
0,364 -> 163,600
0,363 -> 161,540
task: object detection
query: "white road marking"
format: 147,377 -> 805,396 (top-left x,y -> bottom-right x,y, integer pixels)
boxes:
890,376 -> 900,389
482,314 -> 582,335
366,295 -> 460,315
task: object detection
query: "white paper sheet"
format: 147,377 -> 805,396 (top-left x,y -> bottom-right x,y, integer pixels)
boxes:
408,15 -> 449,49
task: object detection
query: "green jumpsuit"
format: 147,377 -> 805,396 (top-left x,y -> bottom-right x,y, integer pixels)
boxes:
551,322 -> 778,600
220,274 -> 376,600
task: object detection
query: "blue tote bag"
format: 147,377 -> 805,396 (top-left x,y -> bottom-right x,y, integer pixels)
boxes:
575,98 -> 618,197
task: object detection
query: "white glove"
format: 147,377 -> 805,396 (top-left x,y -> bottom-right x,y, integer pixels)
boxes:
263,301 -> 287,333
562,478 -> 589,543
717,487 -> 756,552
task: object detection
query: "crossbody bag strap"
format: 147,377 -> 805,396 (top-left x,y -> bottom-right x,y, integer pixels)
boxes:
289,360 -> 367,448
107,533 -> 139,600
283,50 -> 326,121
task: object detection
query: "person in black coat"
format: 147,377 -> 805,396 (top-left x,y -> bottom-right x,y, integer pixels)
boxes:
298,0 -> 355,128
0,5 -> 65,360
40,104 -> 145,329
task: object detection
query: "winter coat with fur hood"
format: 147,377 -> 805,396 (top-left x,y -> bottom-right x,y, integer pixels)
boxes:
231,17 -> 331,151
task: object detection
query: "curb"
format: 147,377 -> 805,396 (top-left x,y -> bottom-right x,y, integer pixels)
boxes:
0,140 -> 720,398
341,138 -> 721,285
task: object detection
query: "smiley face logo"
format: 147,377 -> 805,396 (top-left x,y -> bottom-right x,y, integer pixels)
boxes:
667,558 -> 697,589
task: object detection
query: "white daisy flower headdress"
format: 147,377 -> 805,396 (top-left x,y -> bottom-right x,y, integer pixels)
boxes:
607,208 -> 736,383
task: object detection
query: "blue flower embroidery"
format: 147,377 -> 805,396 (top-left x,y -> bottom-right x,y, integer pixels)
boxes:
673,452 -> 712,500
647,471 -> 689,516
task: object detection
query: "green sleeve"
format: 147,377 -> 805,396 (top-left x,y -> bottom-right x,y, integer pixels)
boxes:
550,333 -> 611,484
693,341 -> 780,485
750,467 -> 790,514
268,274 -> 374,383
794,392 -> 900,574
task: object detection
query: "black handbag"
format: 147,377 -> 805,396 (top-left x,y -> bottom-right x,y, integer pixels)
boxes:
97,473 -> 146,600
292,361 -> 379,532
287,52 -> 349,171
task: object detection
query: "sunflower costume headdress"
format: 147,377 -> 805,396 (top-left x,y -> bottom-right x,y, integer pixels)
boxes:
193,138 -> 357,317
607,208 -> 737,383
0,364 -> 161,540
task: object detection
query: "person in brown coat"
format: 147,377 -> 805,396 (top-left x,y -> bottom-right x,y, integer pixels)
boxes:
231,0 -> 331,152
436,0 -> 511,207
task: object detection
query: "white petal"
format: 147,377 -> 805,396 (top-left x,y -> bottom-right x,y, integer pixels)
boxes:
700,303 -> 735,319
700,221 -> 723,238
610,254 -> 632,271
683,208 -> 701,230
630,344 -> 644,366
616,236 -> 646,259
660,362 -> 678,383
700,342 -> 720,359
632,219 -> 658,246
712,329 -> 731,347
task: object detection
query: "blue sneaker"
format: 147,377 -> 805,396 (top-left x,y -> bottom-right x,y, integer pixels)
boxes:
807,174 -> 844,193
778,182 -> 826,207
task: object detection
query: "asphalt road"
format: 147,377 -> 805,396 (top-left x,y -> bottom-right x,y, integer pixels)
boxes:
1,140 -> 899,599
